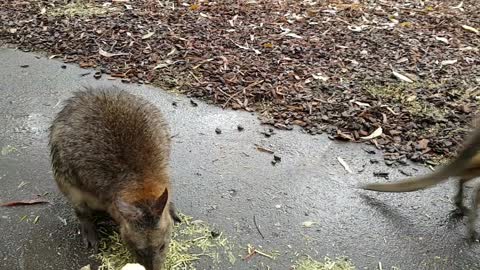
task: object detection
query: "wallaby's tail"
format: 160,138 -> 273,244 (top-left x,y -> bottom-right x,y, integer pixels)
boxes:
360,173 -> 449,192
360,125 -> 480,192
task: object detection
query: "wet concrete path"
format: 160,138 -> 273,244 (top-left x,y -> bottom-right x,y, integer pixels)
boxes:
0,48 -> 479,270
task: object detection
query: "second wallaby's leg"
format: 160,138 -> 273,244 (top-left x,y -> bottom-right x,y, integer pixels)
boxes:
74,203 -> 98,251
467,186 -> 480,242
454,178 -> 472,215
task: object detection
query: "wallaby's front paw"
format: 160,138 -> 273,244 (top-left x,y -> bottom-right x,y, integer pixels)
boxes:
80,221 -> 98,251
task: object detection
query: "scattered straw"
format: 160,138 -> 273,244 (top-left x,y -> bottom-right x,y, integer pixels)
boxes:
96,214 -> 356,270
97,214 -> 234,270
293,256 -> 355,270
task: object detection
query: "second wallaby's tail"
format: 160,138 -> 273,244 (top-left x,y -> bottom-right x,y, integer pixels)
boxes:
360,125 -> 480,192
360,173 -> 449,192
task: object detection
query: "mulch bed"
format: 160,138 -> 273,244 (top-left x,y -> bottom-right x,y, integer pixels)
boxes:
1,0 -> 480,165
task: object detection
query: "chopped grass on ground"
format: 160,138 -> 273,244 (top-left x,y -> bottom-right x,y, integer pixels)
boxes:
365,82 -> 446,119
96,213 -> 356,270
293,256 -> 355,270
97,214 -> 235,270
47,2 -> 110,18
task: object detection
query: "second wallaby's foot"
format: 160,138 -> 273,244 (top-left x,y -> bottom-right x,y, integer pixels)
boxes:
468,230 -> 479,245
454,202 -> 469,216
448,208 -> 466,223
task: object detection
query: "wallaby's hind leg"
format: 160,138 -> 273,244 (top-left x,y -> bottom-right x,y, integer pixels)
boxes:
467,186 -> 480,242
74,203 -> 99,250
55,176 -> 99,250
454,178 -> 472,215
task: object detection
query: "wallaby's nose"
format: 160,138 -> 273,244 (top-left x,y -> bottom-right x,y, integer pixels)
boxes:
136,257 -> 153,270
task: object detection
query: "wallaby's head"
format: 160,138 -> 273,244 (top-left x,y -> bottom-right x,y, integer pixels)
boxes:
116,187 -> 173,270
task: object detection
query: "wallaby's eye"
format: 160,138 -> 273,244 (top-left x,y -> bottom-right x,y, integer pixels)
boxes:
159,244 -> 166,251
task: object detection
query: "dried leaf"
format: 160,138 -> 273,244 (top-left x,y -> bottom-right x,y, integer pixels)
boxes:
336,130 -> 354,141
441,59 -> 458,66
231,41 -> 260,54
312,73 -> 329,81
8,28 -> 17,34
348,25 -> 366,32
262,43 -> 274,48
459,46 -> 479,52
153,63 -> 169,70
99,48 -> 128,58
392,70 -> 413,83
337,157 -> 353,174
166,48 -> 177,57
284,33 -> 303,39
451,2 -> 464,9
190,4 -> 200,11
353,101 -> 371,107
142,31 -> 154,40
435,36 -> 449,44
361,127 -> 383,140
1,199 -> 49,207
462,25 -> 479,34
40,7 -> 46,14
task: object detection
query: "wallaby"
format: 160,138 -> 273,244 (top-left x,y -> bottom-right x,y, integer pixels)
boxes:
49,87 -> 180,270
360,125 -> 480,240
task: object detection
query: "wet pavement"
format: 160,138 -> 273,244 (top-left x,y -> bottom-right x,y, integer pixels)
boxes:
0,48 -> 479,270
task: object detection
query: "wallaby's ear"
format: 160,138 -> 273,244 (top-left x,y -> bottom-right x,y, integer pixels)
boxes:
116,198 -> 143,221
152,188 -> 169,216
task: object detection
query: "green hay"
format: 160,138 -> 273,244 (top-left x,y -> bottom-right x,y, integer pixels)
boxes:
293,256 -> 355,270
97,214 -> 234,270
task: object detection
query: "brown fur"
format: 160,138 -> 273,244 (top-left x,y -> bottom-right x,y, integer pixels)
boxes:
121,176 -> 169,203
49,87 -> 176,270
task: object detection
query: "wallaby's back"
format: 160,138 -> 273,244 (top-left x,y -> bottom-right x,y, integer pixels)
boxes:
49,87 -> 171,200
